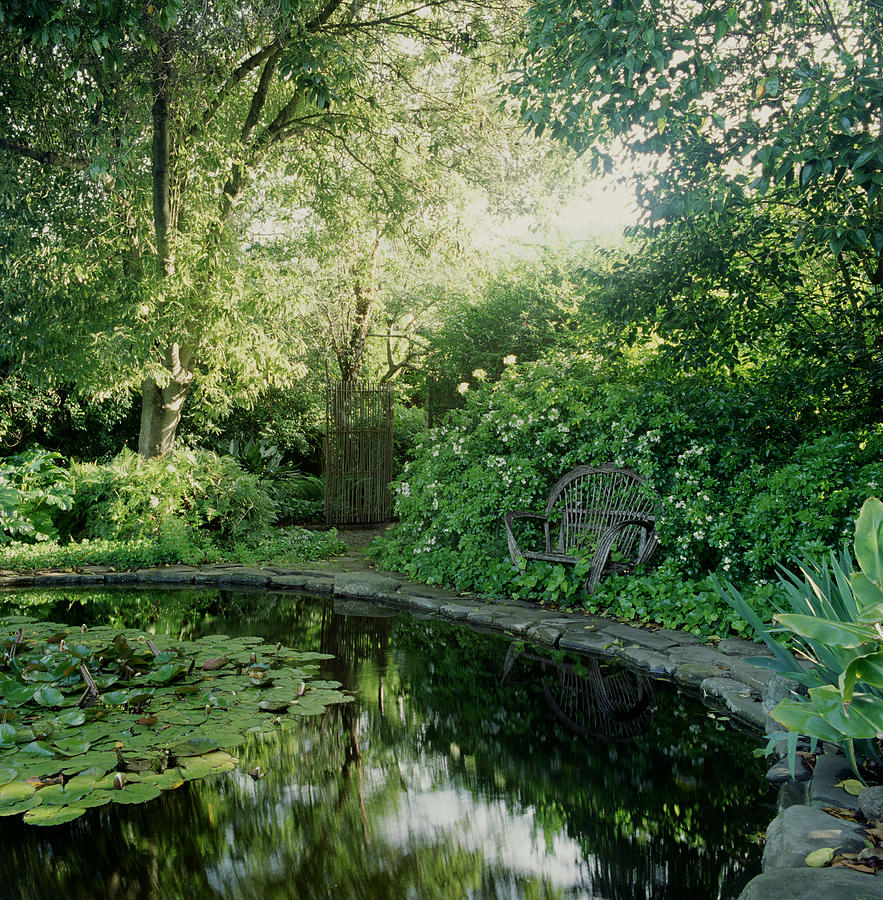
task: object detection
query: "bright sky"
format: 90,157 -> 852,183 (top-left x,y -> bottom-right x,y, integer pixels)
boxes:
474,177 -> 641,256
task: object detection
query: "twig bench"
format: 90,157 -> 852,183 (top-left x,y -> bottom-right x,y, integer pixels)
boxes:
504,465 -> 658,593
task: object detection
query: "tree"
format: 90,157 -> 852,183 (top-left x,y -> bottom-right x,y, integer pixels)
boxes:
509,0 -> 883,401
0,0 -> 513,456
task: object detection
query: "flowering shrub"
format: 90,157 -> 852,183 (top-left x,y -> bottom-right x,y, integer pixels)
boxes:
372,354 -> 883,635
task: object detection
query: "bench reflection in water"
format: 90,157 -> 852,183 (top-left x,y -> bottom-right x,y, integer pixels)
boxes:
502,643 -> 656,743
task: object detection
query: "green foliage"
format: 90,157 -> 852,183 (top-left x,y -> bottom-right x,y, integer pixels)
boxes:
68,448 -> 276,543
373,355 -> 881,634
411,254 -> 582,421
0,615 -> 350,825
0,449 -> 73,544
718,498 -> 883,773
0,525 -> 345,572
0,374 -> 138,461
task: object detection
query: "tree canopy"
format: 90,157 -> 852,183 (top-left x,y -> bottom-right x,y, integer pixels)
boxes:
0,0 -> 519,455
510,0 -> 883,403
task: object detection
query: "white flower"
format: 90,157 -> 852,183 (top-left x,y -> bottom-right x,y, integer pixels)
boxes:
503,354 -> 517,366
457,382 -> 469,395
472,368 -> 487,381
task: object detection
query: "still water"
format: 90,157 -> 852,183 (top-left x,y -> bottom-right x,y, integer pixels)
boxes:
0,588 -> 771,899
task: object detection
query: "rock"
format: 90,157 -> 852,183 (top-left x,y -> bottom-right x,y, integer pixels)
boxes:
136,565 -> 198,583
467,607 -> 506,627
558,631 -> 619,658
334,571 -> 401,598
33,572 -> 89,585
674,662 -> 728,687
762,805 -> 867,870
767,757 -> 812,785
701,675 -> 753,702
396,593 -> 447,614
859,786 -> 883,823
808,754 -> 861,812
738,866 -> 883,899
395,581 -> 456,600
724,658 -> 778,696
717,637 -> 773,658
778,780 -> 808,812
666,644 -> 734,670
616,646 -> 678,678
525,623 -> 564,646
438,602 -> 476,620
0,575 -> 35,587
599,623 -> 679,652
763,675 -> 807,713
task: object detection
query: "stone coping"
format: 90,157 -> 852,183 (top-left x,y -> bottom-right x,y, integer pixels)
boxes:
0,555 -> 776,733
739,753 -> 883,899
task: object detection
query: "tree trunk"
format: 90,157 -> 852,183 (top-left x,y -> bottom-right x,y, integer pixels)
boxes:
139,31 -> 185,457
137,343 -> 193,458
337,229 -> 382,382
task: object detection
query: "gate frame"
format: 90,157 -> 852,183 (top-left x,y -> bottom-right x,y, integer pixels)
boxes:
324,380 -> 394,526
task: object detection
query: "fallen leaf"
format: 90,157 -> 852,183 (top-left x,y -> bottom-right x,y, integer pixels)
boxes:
805,847 -> 835,867
822,806 -> 861,821
201,657 -> 228,671
838,778 -> 866,796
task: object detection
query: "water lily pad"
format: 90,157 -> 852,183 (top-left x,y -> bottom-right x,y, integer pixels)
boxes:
36,783 -> 92,806
76,792 -> 113,810
140,770 -> 185,790
109,781 -> 162,804
0,767 -> 17,786
180,752 -> 236,780
100,691 -> 129,706
0,780 -> 36,805
146,663 -> 188,685
52,739 -> 91,757
19,741 -> 55,757
52,710 -> 86,728
65,768 -> 111,792
59,750 -> 117,774
13,758 -> 66,778
0,795 -> 41,816
1,685 -> 35,707
172,738 -> 220,757
23,804 -> 87,825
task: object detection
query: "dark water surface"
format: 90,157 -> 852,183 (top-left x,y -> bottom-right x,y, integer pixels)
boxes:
0,588 -> 772,899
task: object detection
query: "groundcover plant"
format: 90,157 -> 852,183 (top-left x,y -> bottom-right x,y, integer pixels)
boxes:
0,616 -> 350,825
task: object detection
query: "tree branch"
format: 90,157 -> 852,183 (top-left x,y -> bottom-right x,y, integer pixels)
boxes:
0,138 -> 88,171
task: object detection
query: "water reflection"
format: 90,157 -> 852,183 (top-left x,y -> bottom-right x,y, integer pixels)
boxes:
0,589 -> 770,899
501,645 -> 656,743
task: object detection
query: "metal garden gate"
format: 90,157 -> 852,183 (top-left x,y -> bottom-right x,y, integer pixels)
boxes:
324,381 -> 394,526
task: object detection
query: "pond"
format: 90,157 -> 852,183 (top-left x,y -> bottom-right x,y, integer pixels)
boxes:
0,588 -> 772,899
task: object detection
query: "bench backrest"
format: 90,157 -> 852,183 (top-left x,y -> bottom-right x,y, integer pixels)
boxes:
544,466 -> 655,557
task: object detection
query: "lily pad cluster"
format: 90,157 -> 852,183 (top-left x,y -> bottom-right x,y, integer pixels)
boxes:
0,615 -> 351,825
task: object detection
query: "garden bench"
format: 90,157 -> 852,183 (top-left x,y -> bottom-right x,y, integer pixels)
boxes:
504,465 -> 658,593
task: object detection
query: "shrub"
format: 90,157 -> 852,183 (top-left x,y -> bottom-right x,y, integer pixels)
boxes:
67,447 -> 276,543
0,448 -> 73,543
719,498 -> 883,775
372,354 -> 882,635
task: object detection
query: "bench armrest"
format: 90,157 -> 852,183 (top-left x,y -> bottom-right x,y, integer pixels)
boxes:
587,517 -> 657,593
504,511 -> 551,567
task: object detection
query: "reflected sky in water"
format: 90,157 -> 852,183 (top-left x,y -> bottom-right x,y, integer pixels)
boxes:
0,589 -> 772,899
